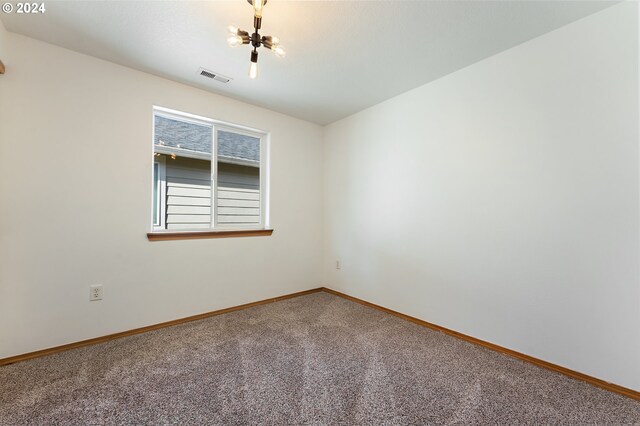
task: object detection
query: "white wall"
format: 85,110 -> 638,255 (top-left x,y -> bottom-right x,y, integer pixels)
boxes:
0,31 -> 324,358
324,2 -> 640,391
0,18 -> 7,63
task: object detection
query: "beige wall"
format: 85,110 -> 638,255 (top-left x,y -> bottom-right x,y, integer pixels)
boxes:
323,3 -> 640,391
0,31 -> 324,358
0,18 -> 6,63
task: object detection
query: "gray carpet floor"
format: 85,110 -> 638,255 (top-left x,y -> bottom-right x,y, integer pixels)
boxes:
1,292 -> 639,425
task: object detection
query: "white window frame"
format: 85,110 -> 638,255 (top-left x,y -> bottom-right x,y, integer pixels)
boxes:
153,156 -> 167,228
151,106 -> 269,232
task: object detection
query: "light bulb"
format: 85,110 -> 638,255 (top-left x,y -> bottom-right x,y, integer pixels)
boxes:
227,25 -> 239,35
253,0 -> 263,18
273,45 -> 286,58
249,61 -> 258,79
271,36 -> 279,45
227,35 -> 242,47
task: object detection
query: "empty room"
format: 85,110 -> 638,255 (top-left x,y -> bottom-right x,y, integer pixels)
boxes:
1,0 -> 639,424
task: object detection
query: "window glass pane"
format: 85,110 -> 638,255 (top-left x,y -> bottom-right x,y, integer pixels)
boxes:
153,163 -> 159,225
154,115 -> 212,230
216,130 -> 261,226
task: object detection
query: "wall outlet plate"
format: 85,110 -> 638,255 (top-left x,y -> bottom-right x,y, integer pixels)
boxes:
90,285 -> 103,301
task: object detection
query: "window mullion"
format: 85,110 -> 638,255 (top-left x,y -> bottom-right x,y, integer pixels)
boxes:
211,125 -> 218,229
158,156 -> 166,230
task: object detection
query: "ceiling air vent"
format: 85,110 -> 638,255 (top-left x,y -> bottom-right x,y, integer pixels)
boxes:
198,68 -> 232,84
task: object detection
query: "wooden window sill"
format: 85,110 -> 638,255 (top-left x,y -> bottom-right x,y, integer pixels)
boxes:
147,229 -> 273,241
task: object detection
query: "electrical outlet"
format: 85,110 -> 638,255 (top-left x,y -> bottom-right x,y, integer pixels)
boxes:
90,285 -> 103,301
336,260 -> 341,270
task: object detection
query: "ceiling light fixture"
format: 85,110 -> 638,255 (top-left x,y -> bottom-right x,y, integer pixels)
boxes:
227,0 -> 285,79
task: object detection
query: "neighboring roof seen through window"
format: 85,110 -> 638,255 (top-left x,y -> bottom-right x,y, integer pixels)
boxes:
154,115 -> 260,166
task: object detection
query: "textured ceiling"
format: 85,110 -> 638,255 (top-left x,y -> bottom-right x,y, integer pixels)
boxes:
1,1 -> 616,124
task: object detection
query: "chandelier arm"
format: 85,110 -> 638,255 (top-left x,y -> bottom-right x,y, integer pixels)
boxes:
261,36 -> 272,49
